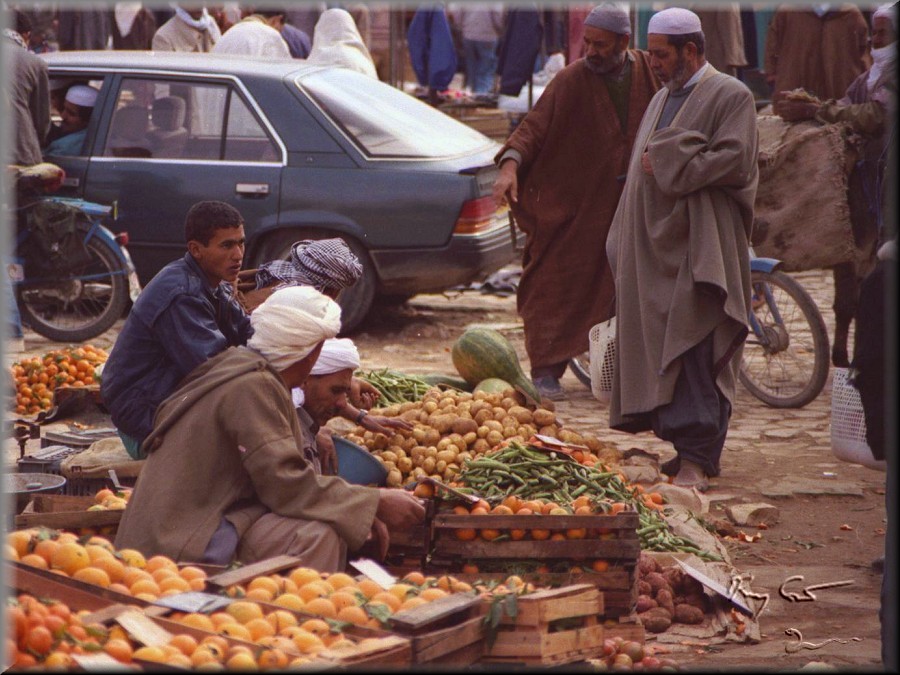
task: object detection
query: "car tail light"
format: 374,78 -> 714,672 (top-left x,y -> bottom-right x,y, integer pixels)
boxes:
453,196 -> 501,235
114,232 -> 129,247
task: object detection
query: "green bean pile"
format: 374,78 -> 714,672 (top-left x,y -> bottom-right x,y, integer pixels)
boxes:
358,369 -> 433,404
454,441 -> 720,561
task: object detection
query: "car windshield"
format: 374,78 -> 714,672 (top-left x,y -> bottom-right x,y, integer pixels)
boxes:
296,69 -> 494,159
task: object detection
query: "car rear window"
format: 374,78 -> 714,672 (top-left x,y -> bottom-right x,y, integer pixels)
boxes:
295,69 -> 494,159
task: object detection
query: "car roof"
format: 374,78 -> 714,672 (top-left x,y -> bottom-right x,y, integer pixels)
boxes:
41,50 -> 315,80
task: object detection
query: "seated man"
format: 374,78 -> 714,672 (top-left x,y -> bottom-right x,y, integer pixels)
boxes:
114,286 -> 426,569
44,84 -> 98,157
100,201 -> 252,458
299,337 -> 412,475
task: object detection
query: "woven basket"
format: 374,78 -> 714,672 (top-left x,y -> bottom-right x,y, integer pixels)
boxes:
588,317 -> 616,403
830,368 -> 885,471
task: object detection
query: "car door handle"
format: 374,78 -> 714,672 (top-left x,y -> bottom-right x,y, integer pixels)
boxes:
61,177 -> 80,187
235,183 -> 269,197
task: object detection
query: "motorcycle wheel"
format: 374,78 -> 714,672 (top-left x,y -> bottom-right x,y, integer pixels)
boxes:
17,231 -> 129,343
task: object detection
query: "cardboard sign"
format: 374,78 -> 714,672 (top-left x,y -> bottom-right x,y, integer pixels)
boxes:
350,558 -> 397,590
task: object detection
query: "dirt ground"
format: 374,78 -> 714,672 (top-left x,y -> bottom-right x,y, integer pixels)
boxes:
5,267 -> 888,672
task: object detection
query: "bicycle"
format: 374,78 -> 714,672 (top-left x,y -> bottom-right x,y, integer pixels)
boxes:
569,255 -> 830,409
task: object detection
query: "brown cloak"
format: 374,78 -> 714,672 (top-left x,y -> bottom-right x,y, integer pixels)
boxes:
764,6 -> 870,103
606,67 -> 759,431
497,52 -> 659,371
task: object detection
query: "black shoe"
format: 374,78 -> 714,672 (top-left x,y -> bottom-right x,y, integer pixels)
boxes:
534,376 -> 567,401
661,456 -> 681,477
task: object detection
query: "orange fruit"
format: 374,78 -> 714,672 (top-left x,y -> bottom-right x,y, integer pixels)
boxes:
132,646 -> 167,663
7,530 -> 35,558
575,505 -> 594,515
420,588 -> 448,602
244,587 -> 274,603
470,506 -> 489,515
491,504 -> 514,516
179,613 -> 216,632
245,617 -> 276,641
129,578 -> 161,597
265,610 -> 298,632
179,565 -> 207,583
480,528 -> 501,541
531,528 -> 551,540
151,567 -> 178,583
226,600 -> 264,624
297,580 -> 332,602
103,638 -> 133,663
541,502 -> 559,515
291,631 -> 325,655
371,592 -> 402,612
272,593 -> 305,611
460,563 -> 480,574
218,623 -> 252,641
324,572 -> 356,591
146,556 -> 177,575
500,495 -> 521,512
247,576 -> 280,597
73,566 -> 111,588
85,544 -> 114,563
168,634 -> 199,656
303,597 -> 337,619
122,567 -> 153,587
288,567 -> 321,588
159,576 -> 191,594
399,597 -> 429,612
336,606 -> 369,626
94,488 -> 115,505
515,507 -> 534,516
402,571 -> 426,586
299,619 -> 331,637
33,539 -> 60,566
19,553 -> 49,570
118,548 -> 146,569
355,579 -> 382,600
108,583 -> 132,596
452,505 -> 470,515
455,528 -> 477,541
209,612 -> 235,629
225,651 -> 258,670
190,646 -> 220,667
50,542 -> 91,575
550,533 -> 566,541
591,559 -> 610,573
257,647 -> 289,670
329,591 -> 360,611
510,528 -> 527,540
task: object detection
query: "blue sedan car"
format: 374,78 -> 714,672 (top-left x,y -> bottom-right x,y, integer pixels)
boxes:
41,51 -> 520,331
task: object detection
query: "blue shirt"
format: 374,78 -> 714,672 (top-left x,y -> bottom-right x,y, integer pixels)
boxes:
281,23 -> 311,59
44,128 -> 87,157
100,253 -> 253,443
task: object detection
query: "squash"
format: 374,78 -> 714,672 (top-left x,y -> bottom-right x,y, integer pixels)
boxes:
451,328 -> 542,404
473,377 -> 513,393
418,373 -> 473,391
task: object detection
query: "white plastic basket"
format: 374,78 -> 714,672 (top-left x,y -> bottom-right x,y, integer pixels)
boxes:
589,317 -> 617,403
830,367 -> 885,471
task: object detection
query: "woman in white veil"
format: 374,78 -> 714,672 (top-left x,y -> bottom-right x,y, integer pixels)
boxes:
306,8 -> 378,79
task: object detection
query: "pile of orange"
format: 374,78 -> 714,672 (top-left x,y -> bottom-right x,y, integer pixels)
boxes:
9,344 -> 108,415
221,568 -> 474,630
449,494 -> 642,543
6,528 -> 207,601
87,487 -> 133,511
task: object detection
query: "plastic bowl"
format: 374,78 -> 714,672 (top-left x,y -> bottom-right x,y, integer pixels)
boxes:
334,436 -> 388,486
4,473 -> 67,513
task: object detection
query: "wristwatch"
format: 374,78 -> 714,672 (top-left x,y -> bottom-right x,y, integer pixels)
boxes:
355,409 -> 369,425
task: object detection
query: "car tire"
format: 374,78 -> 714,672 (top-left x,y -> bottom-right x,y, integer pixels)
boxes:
253,229 -> 376,335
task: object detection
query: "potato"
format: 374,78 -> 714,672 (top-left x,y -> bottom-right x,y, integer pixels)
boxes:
500,396 -> 518,410
411,467 -> 427,480
386,470 -> 402,487
435,459 -> 447,474
399,401 -> 417,413
638,607 -> 672,633
397,457 -> 413,473
429,414 -> 456,434
502,426 -> 518,439
425,446 -> 438,459
538,425 -> 559,437
401,409 -> 420,422
486,430 -> 504,446
484,420 -> 503,432
674,604 -> 705,625
635,595 -> 658,613
423,400 -> 438,413
372,433 -> 389,450
438,397 -> 456,409
508,406 -> 533,424
422,457 -> 436,473
645,572 -> 669,595
472,439 -> 491,454
381,450 -> 398,465
401,437 -> 416,452
436,438 -> 451,451
473,409 -> 492,426
436,449 -> 457,464
532,409 -> 557,427
517,426 -> 533,439
452,418 -> 478,436
492,406 -> 507,419
656,589 -> 675,616
683,593 -> 707,610
476,425 -> 490,439
462,431 -> 477,446
424,428 -> 441,445
382,460 -> 396,472
638,580 -> 652,596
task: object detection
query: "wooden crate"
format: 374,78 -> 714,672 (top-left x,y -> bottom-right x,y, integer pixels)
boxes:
482,584 -> 606,665
432,511 -> 639,560
602,614 -> 646,644
14,494 -> 122,533
388,591 -> 486,665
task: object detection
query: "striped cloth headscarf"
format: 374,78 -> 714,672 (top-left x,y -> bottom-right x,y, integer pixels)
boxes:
255,239 -> 363,294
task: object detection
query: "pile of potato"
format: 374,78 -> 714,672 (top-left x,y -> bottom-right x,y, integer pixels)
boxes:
635,553 -> 709,633
340,387 -> 621,487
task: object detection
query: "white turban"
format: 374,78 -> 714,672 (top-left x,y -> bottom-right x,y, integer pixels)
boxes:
65,85 -> 99,108
310,338 -> 360,376
648,8 -> 702,36
247,286 -> 342,370
874,4 -> 896,30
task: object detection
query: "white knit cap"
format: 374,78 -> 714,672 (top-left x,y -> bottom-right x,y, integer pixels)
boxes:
584,3 -> 631,35
65,85 -> 99,107
310,338 -> 360,376
874,4 -> 896,30
247,286 -> 342,370
648,8 -> 702,35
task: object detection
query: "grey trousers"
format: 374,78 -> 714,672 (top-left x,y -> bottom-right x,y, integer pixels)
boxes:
650,332 -> 731,477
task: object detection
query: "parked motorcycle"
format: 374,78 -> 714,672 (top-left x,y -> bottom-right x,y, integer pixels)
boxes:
7,163 -> 140,343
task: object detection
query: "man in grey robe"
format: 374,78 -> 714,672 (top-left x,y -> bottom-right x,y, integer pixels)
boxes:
606,8 -> 759,490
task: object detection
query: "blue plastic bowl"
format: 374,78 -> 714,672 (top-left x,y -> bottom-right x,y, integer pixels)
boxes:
334,436 -> 388,486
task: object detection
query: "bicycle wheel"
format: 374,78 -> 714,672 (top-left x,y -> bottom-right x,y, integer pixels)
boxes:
739,270 -> 830,408
18,231 -> 129,343
569,352 -> 592,388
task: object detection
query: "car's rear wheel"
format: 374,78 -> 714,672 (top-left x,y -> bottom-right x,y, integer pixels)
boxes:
253,229 -> 376,335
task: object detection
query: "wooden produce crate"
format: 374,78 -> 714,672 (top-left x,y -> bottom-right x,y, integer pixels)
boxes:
439,104 -> 514,142
482,584 -> 607,666
388,591 -> 486,665
431,511 -> 640,561
602,614 -> 646,644
14,493 -> 122,534
10,560 -> 154,610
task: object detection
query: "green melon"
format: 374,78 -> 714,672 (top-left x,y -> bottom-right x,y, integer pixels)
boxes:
474,377 -> 514,393
451,328 -> 542,404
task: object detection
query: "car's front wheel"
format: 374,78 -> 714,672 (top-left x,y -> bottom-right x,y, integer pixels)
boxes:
253,229 -> 376,334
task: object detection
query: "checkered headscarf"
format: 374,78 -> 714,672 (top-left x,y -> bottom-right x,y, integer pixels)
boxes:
255,239 -> 363,294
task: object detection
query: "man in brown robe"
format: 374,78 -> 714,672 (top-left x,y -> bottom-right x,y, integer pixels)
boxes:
764,4 -> 870,104
606,8 -> 759,490
492,3 -> 659,400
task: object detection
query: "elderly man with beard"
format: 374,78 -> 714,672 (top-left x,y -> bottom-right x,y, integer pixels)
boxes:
606,8 -> 759,491
491,3 -> 659,401
115,286 -> 425,570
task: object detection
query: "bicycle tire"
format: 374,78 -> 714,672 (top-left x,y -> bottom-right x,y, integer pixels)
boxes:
18,230 -> 129,343
569,352 -> 592,388
739,269 -> 830,408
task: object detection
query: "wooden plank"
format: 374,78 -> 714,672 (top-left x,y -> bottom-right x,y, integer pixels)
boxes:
413,615 -> 484,664
432,538 -> 641,559
508,586 -> 601,626
30,494 -> 96,512
602,618 -> 646,644
10,562 -> 151,610
389,592 -> 481,632
80,604 -> 168,626
443,569 -> 635,591
15,509 -> 122,529
484,623 -> 605,660
205,554 -> 301,588
433,512 -> 639,530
